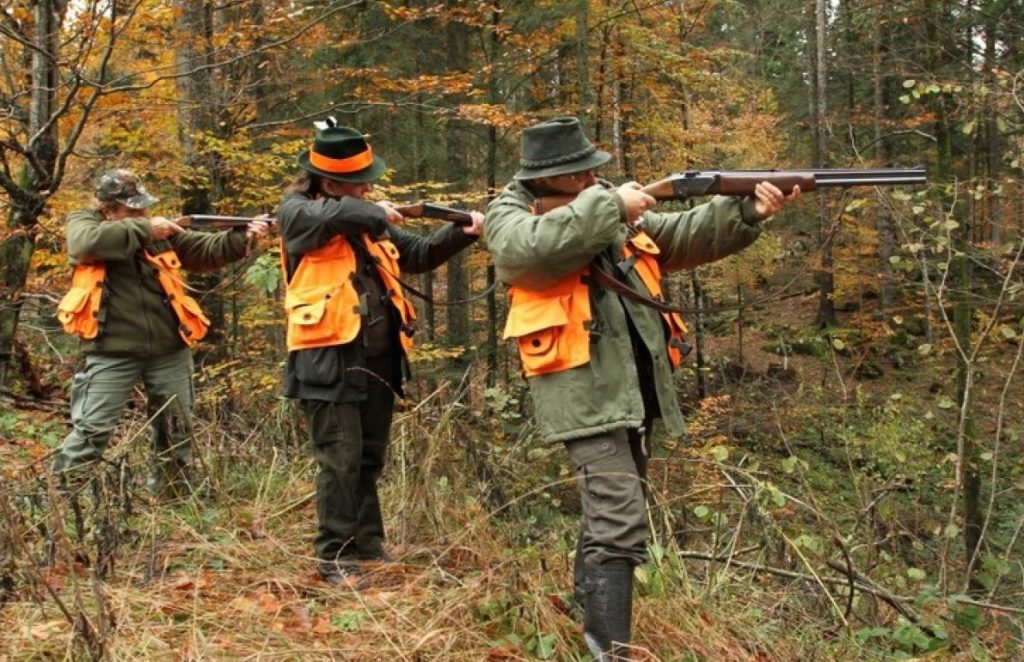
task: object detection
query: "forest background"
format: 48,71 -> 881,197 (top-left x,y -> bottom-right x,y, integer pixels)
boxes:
1,0 -> 1022,660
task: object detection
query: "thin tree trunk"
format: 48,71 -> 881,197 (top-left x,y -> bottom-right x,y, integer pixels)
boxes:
175,1 -> 226,359
444,10 -> 471,357
485,2 -> 502,386
871,12 -> 896,314
813,0 -> 836,327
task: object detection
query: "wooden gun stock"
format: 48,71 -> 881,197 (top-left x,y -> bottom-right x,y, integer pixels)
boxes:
395,202 -> 475,226
533,166 -> 928,213
178,214 -> 278,230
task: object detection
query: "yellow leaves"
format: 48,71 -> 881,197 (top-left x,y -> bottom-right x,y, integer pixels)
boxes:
454,104 -> 529,130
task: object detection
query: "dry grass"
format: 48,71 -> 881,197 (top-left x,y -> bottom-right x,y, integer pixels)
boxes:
1,362 -> 1019,661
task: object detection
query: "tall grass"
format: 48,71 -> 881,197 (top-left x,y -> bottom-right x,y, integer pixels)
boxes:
1,365 -> 1018,660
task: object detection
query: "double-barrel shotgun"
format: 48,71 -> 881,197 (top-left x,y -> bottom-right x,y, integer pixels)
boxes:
178,203 -> 474,230
177,215 -> 278,230
533,166 -> 928,213
394,202 -> 475,226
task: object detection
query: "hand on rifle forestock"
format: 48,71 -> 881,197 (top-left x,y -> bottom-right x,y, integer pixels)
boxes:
245,215 -> 273,241
752,181 -> 801,220
393,201 -> 483,236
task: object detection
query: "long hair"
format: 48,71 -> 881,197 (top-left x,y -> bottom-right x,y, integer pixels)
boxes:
284,170 -> 323,197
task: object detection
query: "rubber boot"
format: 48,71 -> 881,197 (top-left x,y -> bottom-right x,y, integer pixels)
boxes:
582,560 -> 634,661
569,534 -> 586,622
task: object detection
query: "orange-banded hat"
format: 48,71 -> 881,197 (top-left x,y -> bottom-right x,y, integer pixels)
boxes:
297,125 -> 386,183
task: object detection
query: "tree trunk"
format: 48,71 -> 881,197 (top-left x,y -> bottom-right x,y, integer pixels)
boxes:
175,1 -> 226,359
871,12 -> 896,314
485,2 -> 502,386
0,2 -> 62,388
444,8 -> 471,359
812,0 -> 836,328
576,0 -> 591,120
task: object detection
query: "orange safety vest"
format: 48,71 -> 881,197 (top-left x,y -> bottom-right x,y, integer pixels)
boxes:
619,232 -> 690,369
503,231 -> 688,377
55,248 -> 210,346
282,234 -> 416,353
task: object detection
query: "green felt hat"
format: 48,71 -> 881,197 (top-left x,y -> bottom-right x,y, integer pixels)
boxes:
514,116 -> 611,180
297,125 -> 386,183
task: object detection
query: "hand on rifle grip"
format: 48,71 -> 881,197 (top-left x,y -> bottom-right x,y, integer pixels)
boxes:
617,182 -> 656,224
375,201 -> 405,224
152,216 -> 185,240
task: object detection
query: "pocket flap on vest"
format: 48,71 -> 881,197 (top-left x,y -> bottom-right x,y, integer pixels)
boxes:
285,288 -> 331,326
56,287 -> 91,319
502,296 -> 569,340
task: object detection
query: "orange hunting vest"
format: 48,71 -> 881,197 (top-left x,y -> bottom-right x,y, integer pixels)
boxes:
56,248 -> 210,345
282,234 -> 416,352
503,231 -> 688,377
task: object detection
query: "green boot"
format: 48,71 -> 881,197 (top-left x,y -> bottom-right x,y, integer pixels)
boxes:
582,560 -> 634,661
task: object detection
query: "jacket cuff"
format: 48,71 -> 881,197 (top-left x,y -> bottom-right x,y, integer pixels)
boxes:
739,197 -> 763,225
611,192 -> 628,224
228,227 -> 250,256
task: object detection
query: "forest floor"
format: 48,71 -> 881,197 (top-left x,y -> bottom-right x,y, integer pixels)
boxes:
1,286 -> 1022,660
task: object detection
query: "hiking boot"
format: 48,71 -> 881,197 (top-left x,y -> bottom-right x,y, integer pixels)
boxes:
357,546 -> 393,562
146,460 -> 202,501
318,559 -> 362,588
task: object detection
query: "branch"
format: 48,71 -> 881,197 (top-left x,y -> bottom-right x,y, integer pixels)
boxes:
678,549 -> 921,622
77,0 -> 364,97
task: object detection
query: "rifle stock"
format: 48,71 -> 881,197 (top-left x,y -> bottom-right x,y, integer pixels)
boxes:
179,214 -> 278,230
533,166 -> 928,213
395,202 -> 474,226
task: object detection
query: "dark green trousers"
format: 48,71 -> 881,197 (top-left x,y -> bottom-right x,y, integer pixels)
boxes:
53,349 -> 194,482
566,427 -> 650,568
301,371 -> 395,562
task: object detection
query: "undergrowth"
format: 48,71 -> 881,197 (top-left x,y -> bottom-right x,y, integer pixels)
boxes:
0,362 -> 1020,661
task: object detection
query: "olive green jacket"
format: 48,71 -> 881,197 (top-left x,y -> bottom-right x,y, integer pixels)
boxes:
65,208 -> 249,357
485,180 -> 763,443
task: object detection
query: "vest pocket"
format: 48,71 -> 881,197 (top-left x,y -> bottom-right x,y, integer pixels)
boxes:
57,287 -> 101,339
177,295 -> 211,344
503,297 -> 570,376
285,287 -> 338,347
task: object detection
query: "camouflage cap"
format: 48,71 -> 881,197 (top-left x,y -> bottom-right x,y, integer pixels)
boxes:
94,169 -> 159,208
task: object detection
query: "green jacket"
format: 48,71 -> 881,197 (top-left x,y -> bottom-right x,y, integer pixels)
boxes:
485,180 -> 763,443
65,208 -> 249,357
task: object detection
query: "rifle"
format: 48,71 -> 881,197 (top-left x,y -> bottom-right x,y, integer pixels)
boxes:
395,202 -> 475,226
178,214 -> 278,230
533,166 -> 928,213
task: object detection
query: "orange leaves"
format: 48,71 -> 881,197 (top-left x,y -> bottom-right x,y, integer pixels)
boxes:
454,104 -> 530,130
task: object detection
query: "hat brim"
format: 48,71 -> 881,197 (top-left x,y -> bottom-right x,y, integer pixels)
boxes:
122,193 -> 159,209
513,150 -> 611,181
297,151 -> 387,183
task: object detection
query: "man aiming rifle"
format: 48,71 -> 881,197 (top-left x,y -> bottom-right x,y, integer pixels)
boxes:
486,117 -> 927,660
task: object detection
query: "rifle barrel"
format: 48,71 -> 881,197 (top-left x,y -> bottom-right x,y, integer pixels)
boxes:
727,166 -> 927,185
